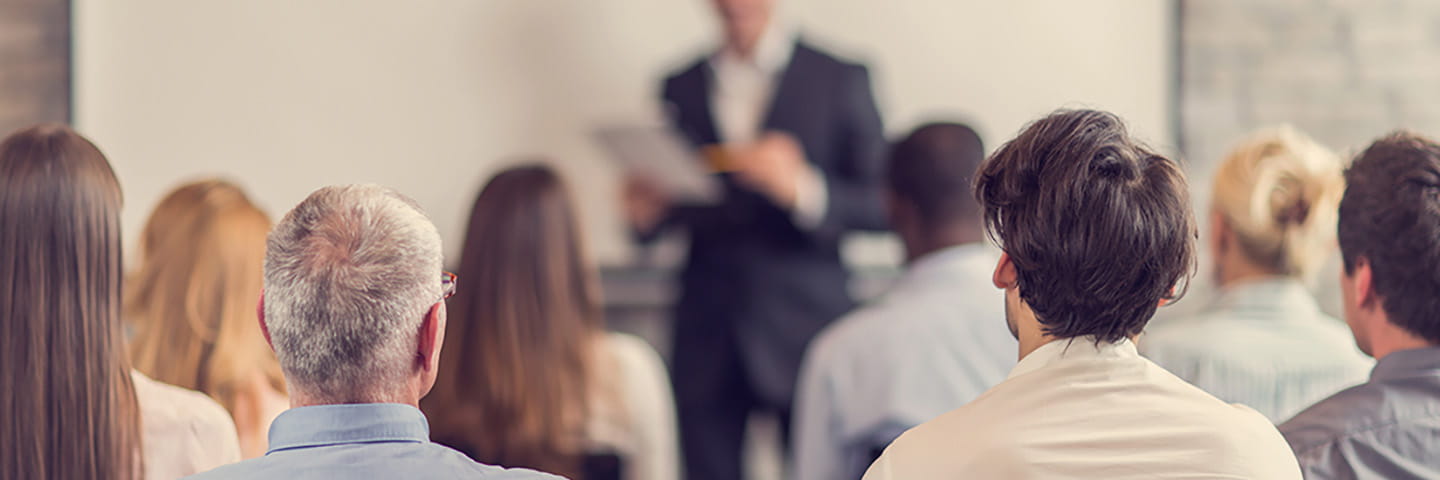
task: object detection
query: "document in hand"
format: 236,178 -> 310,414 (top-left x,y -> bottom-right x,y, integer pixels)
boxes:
595,125 -> 722,205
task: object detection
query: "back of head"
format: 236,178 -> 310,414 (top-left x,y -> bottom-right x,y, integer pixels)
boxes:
1338,132 -> 1440,345
425,164 -> 600,477
127,179 -> 283,412
264,184 -> 443,403
0,124 -> 140,479
976,109 -> 1196,342
887,122 -> 986,232
1212,126 -> 1344,279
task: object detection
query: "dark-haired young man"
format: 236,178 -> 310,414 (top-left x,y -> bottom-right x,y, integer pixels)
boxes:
792,123 -> 1014,480
1279,132 -> 1440,479
861,110 -> 1301,479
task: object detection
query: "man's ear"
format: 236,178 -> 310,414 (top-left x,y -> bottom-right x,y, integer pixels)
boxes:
1159,285 -> 1179,307
1353,257 -> 1377,310
417,301 -> 447,373
993,252 -> 1017,289
257,292 -> 274,351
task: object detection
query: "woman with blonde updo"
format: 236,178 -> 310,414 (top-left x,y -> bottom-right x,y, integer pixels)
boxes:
1143,126 -> 1372,423
127,179 -> 289,458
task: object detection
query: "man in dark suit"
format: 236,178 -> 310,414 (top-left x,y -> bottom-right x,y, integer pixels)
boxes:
623,1 -> 886,478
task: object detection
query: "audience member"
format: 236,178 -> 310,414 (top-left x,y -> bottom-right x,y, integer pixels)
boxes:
791,123 -> 1013,480
0,124 -> 240,479
127,179 -> 289,458
1279,132 -> 1440,479
862,110 -> 1302,479
187,184 -> 561,479
1143,126 -> 1371,422
424,165 -> 678,480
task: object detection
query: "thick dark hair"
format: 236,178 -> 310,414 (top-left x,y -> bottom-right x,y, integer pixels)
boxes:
423,164 -> 601,478
1338,131 -> 1440,344
887,122 -> 986,227
0,124 -> 142,478
975,109 -> 1196,342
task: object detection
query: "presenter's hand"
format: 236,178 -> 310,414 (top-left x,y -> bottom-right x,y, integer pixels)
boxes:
622,174 -> 670,233
734,132 -> 805,210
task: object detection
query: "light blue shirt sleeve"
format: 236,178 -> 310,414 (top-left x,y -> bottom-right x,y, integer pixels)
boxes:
792,334 -> 850,480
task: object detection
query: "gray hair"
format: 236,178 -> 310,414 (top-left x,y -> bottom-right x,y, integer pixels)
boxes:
263,184 -> 443,401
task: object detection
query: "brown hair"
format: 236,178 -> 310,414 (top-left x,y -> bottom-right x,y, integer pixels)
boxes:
125,180 -> 284,434
0,124 -> 142,479
422,164 -> 600,477
1212,126 -> 1344,279
1338,131 -> 1440,344
976,109 -> 1196,342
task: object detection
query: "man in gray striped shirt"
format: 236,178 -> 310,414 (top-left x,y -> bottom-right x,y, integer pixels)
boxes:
1279,131 -> 1440,479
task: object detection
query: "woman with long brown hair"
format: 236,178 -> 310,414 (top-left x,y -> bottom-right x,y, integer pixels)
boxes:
423,164 -> 678,480
127,179 -> 288,458
0,124 -> 241,479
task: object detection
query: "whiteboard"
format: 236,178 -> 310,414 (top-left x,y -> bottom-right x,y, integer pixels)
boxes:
73,0 -> 1175,267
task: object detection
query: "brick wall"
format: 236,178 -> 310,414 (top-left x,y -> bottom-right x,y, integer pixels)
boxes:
1180,0 -> 1440,177
0,0 -> 69,134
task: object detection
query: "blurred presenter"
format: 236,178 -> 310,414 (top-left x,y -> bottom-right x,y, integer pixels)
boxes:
623,0 -> 887,479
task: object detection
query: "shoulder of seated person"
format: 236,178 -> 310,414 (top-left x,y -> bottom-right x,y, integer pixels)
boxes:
132,371 -> 238,435
602,332 -> 665,369
1278,381 -> 1397,452
467,459 -> 570,479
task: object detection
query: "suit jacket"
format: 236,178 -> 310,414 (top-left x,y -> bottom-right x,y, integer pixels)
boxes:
654,40 -> 887,407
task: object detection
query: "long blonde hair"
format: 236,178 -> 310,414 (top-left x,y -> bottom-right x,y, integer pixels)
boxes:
126,179 -> 284,414
1212,125 -> 1345,279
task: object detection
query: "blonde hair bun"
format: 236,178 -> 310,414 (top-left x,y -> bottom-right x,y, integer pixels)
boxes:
1213,125 -> 1345,278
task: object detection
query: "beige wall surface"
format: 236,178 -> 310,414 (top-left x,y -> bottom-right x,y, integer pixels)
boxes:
74,0 -> 1174,267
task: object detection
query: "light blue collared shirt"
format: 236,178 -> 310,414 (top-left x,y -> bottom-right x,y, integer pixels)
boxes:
1142,278 -> 1373,422
184,403 -> 565,479
792,244 -> 1015,480
1280,346 -> 1440,479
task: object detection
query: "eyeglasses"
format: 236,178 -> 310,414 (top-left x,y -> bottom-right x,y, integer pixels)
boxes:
440,271 -> 457,301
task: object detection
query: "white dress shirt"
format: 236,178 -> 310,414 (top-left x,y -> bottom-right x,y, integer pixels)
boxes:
1142,278 -> 1373,423
708,21 -> 827,228
863,337 -> 1302,480
133,370 -> 241,479
792,244 -> 1014,480
587,333 -> 680,480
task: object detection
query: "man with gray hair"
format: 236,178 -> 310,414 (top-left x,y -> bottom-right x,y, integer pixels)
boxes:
188,185 -> 563,479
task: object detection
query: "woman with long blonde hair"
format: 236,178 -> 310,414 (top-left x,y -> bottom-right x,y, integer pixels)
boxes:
423,164 -> 678,480
1143,126 -> 1373,422
0,124 -> 239,479
127,179 -> 288,458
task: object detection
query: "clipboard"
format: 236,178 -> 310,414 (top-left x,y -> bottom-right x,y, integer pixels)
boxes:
594,125 -> 722,204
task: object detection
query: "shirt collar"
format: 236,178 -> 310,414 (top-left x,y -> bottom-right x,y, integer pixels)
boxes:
1371,346 -> 1440,382
710,19 -> 797,75
267,403 -> 430,455
1007,336 -> 1140,380
1210,277 -> 1320,318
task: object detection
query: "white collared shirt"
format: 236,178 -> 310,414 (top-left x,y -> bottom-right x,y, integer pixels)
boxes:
863,337 -> 1303,479
1142,278 -> 1373,423
792,244 -> 1014,480
707,21 -> 827,228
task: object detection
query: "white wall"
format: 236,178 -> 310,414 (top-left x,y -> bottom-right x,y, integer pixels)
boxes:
74,0 -> 1174,267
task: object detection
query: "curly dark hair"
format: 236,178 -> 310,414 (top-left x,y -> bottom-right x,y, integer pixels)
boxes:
1338,131 -> 1440,344
975,109 -> 1197,343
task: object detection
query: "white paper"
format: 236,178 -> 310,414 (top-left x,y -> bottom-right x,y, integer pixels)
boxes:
594,125 -> 721,204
